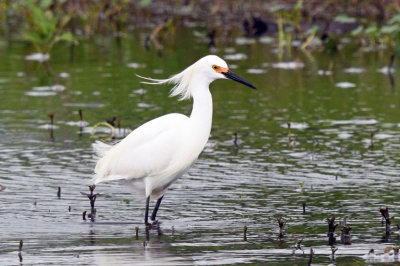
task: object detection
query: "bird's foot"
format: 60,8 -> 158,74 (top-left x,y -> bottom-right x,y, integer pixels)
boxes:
145,221 -> 152,230
151,220 -> 161,228
145,220 -> 161,230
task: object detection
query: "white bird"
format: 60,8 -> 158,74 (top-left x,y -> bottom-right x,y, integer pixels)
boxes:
92,55 -> 256,226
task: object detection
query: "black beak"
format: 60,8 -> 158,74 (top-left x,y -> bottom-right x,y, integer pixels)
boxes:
222,70 -> 257,90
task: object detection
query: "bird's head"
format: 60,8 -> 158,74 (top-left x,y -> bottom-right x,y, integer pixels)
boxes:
196,55 -> 257,90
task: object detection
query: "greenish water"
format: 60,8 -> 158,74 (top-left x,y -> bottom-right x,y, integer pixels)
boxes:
1,30 -> 400,265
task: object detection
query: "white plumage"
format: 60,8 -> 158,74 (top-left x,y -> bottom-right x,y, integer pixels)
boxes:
92,55 -> 256,225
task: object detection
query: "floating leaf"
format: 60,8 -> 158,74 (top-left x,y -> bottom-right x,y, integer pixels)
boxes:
388,13 -> 400,25
139,0 -> 152,7
24,31 -> 42,43
39,0 -> 53,9
365,26 -> 379,36
305,25 -> 319,35
334,14 -> 356,24
381,25 -> 400,34
55,32 -> 76,43
351,25 -> 363,36
268,4 -> 286,13
294,0 -> 303,10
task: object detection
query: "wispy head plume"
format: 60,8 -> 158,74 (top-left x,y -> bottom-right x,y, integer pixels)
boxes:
137,63 -> 196,101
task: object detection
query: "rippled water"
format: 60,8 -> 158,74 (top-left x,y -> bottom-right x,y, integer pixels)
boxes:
1,31 -> 400,265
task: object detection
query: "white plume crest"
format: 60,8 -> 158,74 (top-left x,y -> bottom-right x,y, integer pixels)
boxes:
137,63 -> 196,101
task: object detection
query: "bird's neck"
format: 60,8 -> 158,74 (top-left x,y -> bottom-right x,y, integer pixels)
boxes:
189,79 -> 213,136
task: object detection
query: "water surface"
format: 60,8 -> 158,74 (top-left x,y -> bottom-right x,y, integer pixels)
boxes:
1,31 -> 400,264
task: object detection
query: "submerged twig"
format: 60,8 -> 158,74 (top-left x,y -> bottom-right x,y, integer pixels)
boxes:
292,235 -> 304,254
369,249 -> 374,256
233,132 -> 238,149
388,53 -> 395,88
340,225 -> 352,245
81,185 -> 100,222
277,217 -> 285,239
106,117 -> 117,127
380,207 -> 392,238
78,109 -> 84,136
78,109 -> 83,124
18,240 -> 23,262
48,111 -> 55,140
370,131 -> 375,149
327,216 -> 338,246
48,112 -> 55,127
308,248 -> 313,266
331,246 -> 338,261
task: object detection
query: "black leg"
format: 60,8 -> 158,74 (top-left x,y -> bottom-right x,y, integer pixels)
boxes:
151,195 -> 164,221
145,227 -> 150,242
145,196 -> 150,225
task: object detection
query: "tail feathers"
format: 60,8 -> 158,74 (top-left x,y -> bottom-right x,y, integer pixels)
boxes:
92,140 -> 113,158
91,173 -> 127,184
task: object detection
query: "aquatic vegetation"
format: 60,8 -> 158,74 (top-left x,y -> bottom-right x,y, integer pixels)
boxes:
23,0 -> 77,55
1,0 -> 400,58
269,0 -> 303,54
351,12 -> 400,50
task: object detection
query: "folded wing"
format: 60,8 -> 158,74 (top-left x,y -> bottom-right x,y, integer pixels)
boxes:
92,113 -> 189,184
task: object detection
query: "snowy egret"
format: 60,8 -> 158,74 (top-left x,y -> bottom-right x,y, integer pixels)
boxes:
92,55 -> 256,226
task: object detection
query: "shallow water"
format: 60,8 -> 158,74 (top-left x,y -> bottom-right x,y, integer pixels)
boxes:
1,30 -> 400,265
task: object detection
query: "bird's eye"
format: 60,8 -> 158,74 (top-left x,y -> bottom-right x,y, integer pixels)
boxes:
212,65 -> 218,70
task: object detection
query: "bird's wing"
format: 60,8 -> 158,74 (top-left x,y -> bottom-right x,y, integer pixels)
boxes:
92,113 -> 189,184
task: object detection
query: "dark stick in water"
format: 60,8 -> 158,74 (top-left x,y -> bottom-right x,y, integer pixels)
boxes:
81,185 -> 100,222
327,216 -> 338,246
380,207 -> 391,239
308,248 -> 313,266
277,217 -> 285,239
18,240 -> 23,262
